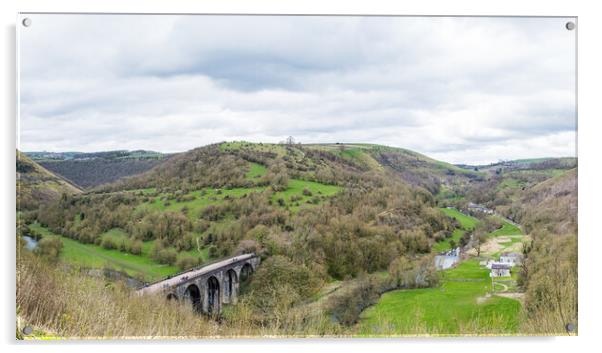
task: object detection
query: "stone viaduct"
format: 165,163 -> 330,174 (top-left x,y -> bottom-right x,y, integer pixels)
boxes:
137,253 -> 260,315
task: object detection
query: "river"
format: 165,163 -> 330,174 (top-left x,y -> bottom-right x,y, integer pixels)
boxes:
434,247 -> 460,270
22,235 -> 38,250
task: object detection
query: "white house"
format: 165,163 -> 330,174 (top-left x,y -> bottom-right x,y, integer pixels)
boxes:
467,202 -> 494,215
490,263 -> 511,277
499,252 -> 523,267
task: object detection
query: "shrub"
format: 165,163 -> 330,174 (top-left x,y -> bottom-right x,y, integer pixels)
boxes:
326,275 -> 391,326
118,239 -> 130,252
101,237 -> 117,250
521,234 -> 577,334
149,241 -> 177,265
247,256 -> 322,314
34,237 -> 63,260
207,245 -> 218,258
235,239 -> 260,255
150,240 -> 164,259
388,255 -> 439,289
129,240 -> 143,255
246,224 -> 270,243
157,248 -> 178,265
176,255 -> 200,270
270,173 -> 289,192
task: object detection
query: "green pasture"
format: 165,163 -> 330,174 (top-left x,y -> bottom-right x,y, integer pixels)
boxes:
489,221 -> 522,237
136,186 -> 266,220
272,179 -> 341,212
29,223 -> 179,281
246,162 -> 267,179
358,260 -> 521,335
440,208 -> 479,230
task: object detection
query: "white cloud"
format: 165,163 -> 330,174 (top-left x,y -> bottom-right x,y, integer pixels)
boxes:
18,15 -> 576,164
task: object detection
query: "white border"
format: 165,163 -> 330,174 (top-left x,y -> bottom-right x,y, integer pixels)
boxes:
2,1 -> 601,352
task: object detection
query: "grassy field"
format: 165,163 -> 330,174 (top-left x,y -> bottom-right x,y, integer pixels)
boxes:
272,179 -> 341,212
489,220 -> 522,237
433,208 -> 479,253
136,186 -> 267,220
332,146 -> 384,171
246,162 -> 267,179
220,141 -> 289,157
29,223 -> 180,281
436,184 -> 466,202
440,208 -> 479,230
135,179 -> 339,216
496,178 -> 522,191
136,161 -> 340,215
358,260 -> 521,335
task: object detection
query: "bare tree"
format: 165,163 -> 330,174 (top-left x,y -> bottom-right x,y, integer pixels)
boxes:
474,231 -> 488,257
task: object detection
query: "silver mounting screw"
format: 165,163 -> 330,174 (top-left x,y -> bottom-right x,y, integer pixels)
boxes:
565,21 -> 575,31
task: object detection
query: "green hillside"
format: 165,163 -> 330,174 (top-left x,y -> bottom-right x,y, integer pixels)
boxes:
17,150 -> 81,211
31,142 -> 449,283
19,141 -> 577,337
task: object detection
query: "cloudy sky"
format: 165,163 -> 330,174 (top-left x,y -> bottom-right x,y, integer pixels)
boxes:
18,15 -> 576,164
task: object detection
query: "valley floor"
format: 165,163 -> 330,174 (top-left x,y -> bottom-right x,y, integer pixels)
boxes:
26,205 -> 529,335
358,260 -> 521,336
358,208 -> 527,336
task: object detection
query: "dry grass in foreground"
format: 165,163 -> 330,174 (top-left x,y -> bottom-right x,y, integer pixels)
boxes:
16,251 -> 341,338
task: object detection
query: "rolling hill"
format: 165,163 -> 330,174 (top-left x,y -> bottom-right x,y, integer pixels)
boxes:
514,168 -> 577,235
448,156 -> 577,214
18,141 -> 578,336
30,142 -> 462,281
26,150 -> 167,189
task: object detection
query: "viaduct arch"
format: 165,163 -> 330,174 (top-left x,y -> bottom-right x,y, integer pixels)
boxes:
137,254 -> 260,315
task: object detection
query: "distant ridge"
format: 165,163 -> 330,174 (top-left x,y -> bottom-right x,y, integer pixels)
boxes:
25,150 -> 168,189
17,150 -> 81,211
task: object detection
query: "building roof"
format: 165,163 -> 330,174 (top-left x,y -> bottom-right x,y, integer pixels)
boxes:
491,263 -> 512,270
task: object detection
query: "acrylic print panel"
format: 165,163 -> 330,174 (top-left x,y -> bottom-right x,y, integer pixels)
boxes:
16,14 -> 577,339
